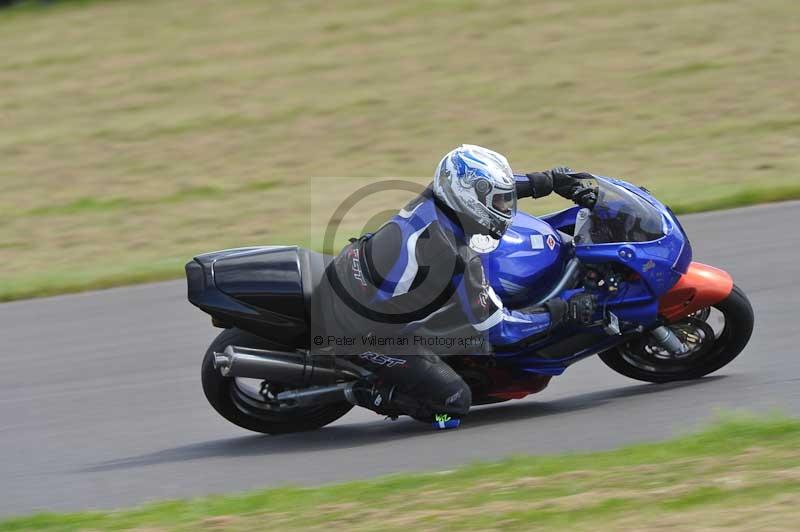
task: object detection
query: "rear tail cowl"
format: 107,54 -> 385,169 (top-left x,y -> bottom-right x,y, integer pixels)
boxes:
186,246 -> 309,346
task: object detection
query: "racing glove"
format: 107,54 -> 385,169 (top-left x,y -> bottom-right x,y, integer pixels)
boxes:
548,167 -> 598,209
544,292 -> 598,329
520,167 -> 598,209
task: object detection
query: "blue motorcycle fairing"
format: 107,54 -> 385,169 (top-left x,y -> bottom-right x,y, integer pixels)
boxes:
539,205 -> 582,234
481,176 -> 692,375
480,211 -> 569,308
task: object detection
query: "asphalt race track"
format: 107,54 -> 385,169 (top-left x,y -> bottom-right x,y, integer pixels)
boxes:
1,202 -> 798,516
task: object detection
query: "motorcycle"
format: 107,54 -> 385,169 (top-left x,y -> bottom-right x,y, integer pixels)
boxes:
186,176 -> 754,434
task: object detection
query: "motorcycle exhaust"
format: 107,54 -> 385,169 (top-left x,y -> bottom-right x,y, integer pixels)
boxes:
212,345 -> 361,385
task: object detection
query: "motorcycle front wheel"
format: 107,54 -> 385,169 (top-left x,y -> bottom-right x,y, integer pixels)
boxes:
201,328 -> 353,434
599,284 -> 754,383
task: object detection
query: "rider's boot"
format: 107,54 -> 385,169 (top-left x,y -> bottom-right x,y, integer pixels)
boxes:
347,378 -> 404,418
348,378 -> 463,429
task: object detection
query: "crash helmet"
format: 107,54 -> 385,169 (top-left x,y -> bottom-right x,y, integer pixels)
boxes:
433,144 -> 516,238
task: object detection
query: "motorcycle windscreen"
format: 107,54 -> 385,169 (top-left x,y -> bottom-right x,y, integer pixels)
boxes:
574,182 -> 665,245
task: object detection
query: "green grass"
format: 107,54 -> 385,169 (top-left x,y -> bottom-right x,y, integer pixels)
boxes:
1,0 -> 799,302
668,182 -> 800,214
2,416 -> 800,531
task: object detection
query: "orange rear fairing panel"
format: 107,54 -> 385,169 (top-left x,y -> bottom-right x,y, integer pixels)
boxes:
658,262 -> 733,322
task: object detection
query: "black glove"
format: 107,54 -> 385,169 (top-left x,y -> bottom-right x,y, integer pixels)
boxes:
548,166 -> 573,180
547,167 -> 598,209
544,292 -> 598,329
567,292 -> 598,326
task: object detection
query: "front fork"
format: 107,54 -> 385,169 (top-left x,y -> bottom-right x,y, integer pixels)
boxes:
647,261 -> 734,355
598,262 -> 732,356
649,325 -> 690,355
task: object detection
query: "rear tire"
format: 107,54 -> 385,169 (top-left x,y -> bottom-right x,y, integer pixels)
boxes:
201,328 -> 353,434
600,284 -> 754,383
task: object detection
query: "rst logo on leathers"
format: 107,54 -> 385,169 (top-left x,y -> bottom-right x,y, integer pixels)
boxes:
478,268 -> 503,310
359,352 -> 407,368
350,247 -> 368,286
478,270 -> 491,309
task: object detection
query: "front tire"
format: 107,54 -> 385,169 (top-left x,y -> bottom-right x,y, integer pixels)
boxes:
201,328 -> 353,434
600,284 -> 754,383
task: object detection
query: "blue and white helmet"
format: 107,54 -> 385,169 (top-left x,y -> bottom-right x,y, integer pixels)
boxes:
433,144 -> 517,238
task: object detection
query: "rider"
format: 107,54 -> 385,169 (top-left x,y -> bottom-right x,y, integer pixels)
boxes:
312,145 -> 598,429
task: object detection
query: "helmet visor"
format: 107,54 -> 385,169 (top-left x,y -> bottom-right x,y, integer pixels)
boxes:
491,191 -> 516,216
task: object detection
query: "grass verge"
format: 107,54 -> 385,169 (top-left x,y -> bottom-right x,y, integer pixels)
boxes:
2,184 -> 798,303
1,0 -> 798,302
2,416 -> 800,531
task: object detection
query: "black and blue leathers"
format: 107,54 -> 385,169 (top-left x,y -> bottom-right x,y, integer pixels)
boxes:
312,170 -> 594,420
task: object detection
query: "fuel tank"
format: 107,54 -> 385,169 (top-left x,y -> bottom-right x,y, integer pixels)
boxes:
480,212 -> 569,307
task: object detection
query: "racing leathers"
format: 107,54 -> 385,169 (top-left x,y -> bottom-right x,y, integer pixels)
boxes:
311,169 -> 596,421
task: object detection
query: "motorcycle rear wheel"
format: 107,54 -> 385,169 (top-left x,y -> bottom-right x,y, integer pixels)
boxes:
599,284 -> 754,383
201,328 -> 353,434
